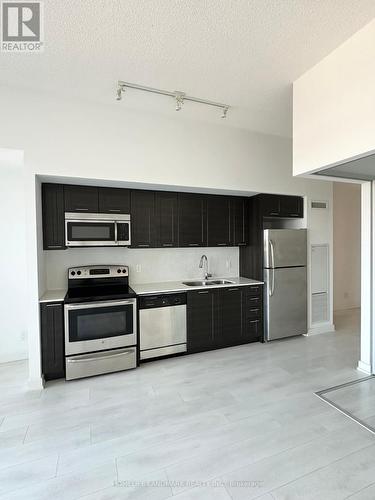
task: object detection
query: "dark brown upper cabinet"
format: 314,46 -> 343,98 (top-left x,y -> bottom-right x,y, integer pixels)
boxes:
261,194 -> 282,217
178,193 -> 207,247
64,185 -> 99,213
280,195 -> 304,218
231,197 -> 249,246
42,183 -> 65,250
260,194 -> 303,218
155,191 -> 178,248
130,190 -> 156,248
206,195 -> 231,247
98,187 -> 130,214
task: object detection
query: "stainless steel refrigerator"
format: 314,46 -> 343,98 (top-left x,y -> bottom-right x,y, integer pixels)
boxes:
264,229 -> 307,341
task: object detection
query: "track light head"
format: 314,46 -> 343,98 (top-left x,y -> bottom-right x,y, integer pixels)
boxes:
221,106 -> 229,119
174,91 -> 185,111
116,85 -> 124,101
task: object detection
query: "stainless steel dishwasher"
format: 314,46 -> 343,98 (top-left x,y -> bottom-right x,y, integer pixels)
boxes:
139,293 -> 187,360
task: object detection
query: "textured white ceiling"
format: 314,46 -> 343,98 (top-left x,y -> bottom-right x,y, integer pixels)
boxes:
1,0 -> 375,137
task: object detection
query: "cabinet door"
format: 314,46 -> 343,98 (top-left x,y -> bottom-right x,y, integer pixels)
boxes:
131,190 -> 156,248
98,187 -> 130,214
280,196 -> 304,218
206,195 -> 231,246
187,289 -> 218,353
178,194 -> 206,247
261,194 -> 281,217
218,287 -> 244,346
232,197 -> 248,246
42,184 -> 65,250
64,185 -> 98,213
40,302 -> 65,380
243,285 -> 263,342
155,192 -> 178,248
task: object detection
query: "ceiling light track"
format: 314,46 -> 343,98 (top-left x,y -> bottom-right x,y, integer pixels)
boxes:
116,80 -> 230,118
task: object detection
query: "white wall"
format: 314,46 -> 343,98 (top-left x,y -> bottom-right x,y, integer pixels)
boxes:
293,18 -> 375,176
46,247 -> 239,289
333,183 -> 361,311
0,86 -> 333,386
0,150 -> 28,362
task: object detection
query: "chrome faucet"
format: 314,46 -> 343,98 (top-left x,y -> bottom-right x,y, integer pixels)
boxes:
199,254 -> 211,280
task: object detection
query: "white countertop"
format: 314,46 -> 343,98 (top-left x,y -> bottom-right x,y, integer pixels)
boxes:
131,277 -> 263,295
39,289 -> 67,303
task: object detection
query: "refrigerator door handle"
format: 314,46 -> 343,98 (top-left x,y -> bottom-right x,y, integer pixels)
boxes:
269,239 -> 275,269
269,268 -> 275,297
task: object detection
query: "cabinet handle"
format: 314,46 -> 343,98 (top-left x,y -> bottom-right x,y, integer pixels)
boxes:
47,245 -> 63,249
75,208 -> 89,211
217,243 -> 227,246
137,244 -> 150,248
289,213 -> 299,217
109,209 -> 121,212
162,243 -> 173,247
228,288 -> 239,292
188,243 -> 199,247
198,291 -> 209,294
45,303 -> 61,307
269,212 -> 278,216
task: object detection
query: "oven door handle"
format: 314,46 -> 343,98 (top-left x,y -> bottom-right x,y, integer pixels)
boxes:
65,300 -> 136,310
67,350 -> 134,362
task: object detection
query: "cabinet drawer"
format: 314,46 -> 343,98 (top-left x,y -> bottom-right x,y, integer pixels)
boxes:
246,296 -> 261,308
247,285 -> 262,297
245,319 -> 262,338
247,307 -> 261,319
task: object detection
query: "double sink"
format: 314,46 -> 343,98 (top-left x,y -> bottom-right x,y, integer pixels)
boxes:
182,279 -> 235,287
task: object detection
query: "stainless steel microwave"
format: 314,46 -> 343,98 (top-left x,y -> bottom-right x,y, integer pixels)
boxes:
65,212 -> 131,247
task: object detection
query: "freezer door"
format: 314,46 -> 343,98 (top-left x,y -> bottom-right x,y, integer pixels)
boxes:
264,229 -> 307,268
264,267 -> 307,340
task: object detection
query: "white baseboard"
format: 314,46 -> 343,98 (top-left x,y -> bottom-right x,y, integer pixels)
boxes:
27,377 -> 44,391
304,322 -> 336,336
357,360 -> 372,375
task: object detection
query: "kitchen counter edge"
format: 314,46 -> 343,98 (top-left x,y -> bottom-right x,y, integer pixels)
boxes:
132,277 -> 263,296
39,289 -> 67,303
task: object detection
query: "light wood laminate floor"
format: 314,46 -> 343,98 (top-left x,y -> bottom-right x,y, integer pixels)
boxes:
1,308 -> 374,500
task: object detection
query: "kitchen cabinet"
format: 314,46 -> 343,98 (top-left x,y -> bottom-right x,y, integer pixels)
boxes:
231,197 -> 249,246
40,301 -> 65,380
98,187 -> 130,214
280,195 -> 304,218
131,190 -> 156,248
155,191 -> 178,248
218,286 -> 244,346
260,194 -> 303,218
187,285 -> 262,354
178,193 -> 206,247
187,289 -> 218,353
64,185 -> 99,213
42,183 -> 65,250
206,195 -> 231,246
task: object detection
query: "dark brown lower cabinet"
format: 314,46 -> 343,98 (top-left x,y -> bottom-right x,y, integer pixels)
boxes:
187,285 -> 262,353
40,301 -> 65,381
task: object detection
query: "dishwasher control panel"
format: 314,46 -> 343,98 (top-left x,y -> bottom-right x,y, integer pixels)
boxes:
139,293 -> 187,309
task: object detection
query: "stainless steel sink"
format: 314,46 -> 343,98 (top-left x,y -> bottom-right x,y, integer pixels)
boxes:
182,279 -> 235,287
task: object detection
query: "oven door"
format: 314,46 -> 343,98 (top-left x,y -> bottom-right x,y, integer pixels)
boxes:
64,299 -> 136,355
65,219 -> 116,247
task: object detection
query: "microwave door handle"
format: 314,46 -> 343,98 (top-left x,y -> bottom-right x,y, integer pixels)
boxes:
114,222 -> 118,245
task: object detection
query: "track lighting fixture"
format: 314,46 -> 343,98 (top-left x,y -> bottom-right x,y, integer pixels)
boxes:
116,81 -> 230,119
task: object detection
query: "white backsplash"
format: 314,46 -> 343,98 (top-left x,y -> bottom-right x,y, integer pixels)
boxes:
45,247 -> 239,290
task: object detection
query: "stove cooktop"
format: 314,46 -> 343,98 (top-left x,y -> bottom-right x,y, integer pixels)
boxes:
64,285 -> 137,304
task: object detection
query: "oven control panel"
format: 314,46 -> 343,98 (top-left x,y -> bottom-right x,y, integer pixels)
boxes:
68,265 -> 129,279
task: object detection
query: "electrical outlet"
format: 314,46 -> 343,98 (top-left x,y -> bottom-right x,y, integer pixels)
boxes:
136,264 -> 141,273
